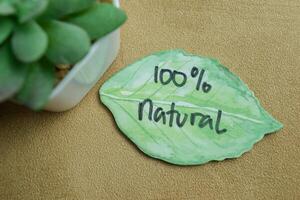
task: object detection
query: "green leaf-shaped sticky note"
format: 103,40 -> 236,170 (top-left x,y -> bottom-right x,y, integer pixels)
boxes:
100,50 -> 283,165
43,20 -> 90,64
0,43 -> 28,102
11,21 -> 48,63
41,0 -> 95,19
0,17 -> 14,45
15,0 -> 48,23
15,60 -> 55,110
66,3 -> 127,40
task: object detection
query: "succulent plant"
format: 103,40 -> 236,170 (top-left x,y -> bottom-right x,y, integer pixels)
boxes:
0,0 -> 127,110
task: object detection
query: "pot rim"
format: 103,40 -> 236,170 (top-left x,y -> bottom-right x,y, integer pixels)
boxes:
49,0 -> 120,99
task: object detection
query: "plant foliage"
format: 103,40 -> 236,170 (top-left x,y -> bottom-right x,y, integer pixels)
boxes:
0,0 -> 127,110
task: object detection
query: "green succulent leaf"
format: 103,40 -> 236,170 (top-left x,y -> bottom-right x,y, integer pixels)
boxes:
0,17 -> 14,45
41,0 -> 96,19
11,21 -> 48,63
16,0 -> 48,23
43,20 -> 90,64
0,43 -> 28,102
67,3 -> 127,40
0,1 -> 16,15
15,60 -> 55,110
100,50 -> 283,165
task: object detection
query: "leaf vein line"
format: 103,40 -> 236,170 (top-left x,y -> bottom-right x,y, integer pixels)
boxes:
112,101 -> 161,146
101,93 -> 263,124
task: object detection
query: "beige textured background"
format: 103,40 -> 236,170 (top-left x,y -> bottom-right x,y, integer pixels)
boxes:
0,0 -> 299,199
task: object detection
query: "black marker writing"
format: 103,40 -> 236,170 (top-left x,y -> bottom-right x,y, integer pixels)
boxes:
138,98 -> 227,134
154,66 -> 187,87
154,66 -> 212,93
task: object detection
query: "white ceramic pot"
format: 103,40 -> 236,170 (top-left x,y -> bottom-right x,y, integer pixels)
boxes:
44,0 -> 121,112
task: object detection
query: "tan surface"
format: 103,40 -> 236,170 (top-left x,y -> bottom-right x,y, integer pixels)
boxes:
0,0 -> 299,199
